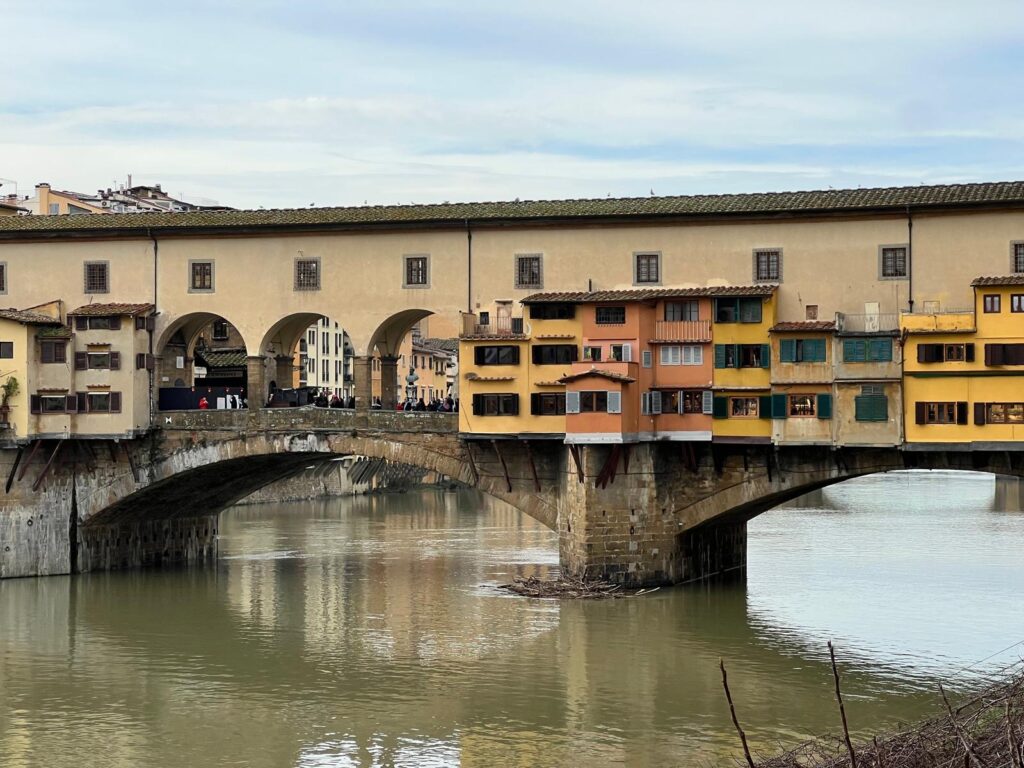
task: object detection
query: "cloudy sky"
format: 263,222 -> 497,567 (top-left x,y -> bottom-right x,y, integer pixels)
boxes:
3,1 -> 1024,209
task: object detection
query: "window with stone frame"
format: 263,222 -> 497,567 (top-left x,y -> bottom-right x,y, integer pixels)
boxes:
634,252 -> 660,284
1014,243 -> 1024,273
753,249 -> 781,282
404,255 -> 429,287
191,261 -> 214,291
880,246 -> 908,278
84,262 -> 109,293
515,254 -> 543,289
295,258 -> 321,291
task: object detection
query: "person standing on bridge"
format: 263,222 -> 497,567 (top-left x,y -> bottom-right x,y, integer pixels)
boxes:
198,396 -> 209,410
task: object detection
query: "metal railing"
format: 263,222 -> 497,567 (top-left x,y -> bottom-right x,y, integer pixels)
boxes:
462,315 -> 525,337
652,320 -> 711,342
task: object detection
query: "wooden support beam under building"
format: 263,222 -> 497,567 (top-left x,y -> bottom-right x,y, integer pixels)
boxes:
16,439 -> 43,483
568,444 -> 584,484
32,439 -> 63,492
491,439 -> 512,493
122,442 -> 139,483
5,446 -> 23,494
523,440 -> 541,493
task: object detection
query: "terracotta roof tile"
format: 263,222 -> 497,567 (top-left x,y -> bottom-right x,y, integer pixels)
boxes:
459,334 -> 529,341
68,302 -> 155,317
559,368 -> 636,384
522,284 -> 777,304
4,181 -> 1024,236
971,274 -> 1024,286
771,320 -> 837,332
196,348 -> 248,368
0,308 -> 63,325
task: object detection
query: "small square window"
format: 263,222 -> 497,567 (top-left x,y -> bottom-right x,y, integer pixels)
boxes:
1012,294 -> 1024,313
880,246 -> 908,279
295,258 -> 321,291
0,263 -> 7,294
664,300 -> 699,321
84,261 -> 109,294
1012,242 -> 1024,274
805,304 -> 818,320
634,252 -> 660,285
404,255 -> 429,287
0,341 -> 12,359
190,261 -> 214,292
984,294 -> 1001,313
753,249 -> 782,282
514,254 -> 543,289
212,320 -> 229,341
595,306 -> 626,325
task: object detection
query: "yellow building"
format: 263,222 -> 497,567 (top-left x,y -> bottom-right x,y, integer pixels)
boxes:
710,286 -> 777,444
25,183 -> 106,216
768,321 -> 835,445
903,275 -> 1024,446
0,306 -> 65,441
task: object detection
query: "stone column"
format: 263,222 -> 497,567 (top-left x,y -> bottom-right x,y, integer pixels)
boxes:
353,356 -> 372,411
379,355 -> 399,410
247,356 -> 267,407
274,355 -> 295,390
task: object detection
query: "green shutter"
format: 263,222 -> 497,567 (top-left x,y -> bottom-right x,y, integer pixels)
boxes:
855,395 -> 888,422
780,339 -> 796,362
811,339 -> 827,362
771,393 -> 788,419
712,396 -> 729,419
760,344 -> 771,368
816,393 -> 832,419
868,338 -> 892,362
714,345 -> 728,369
758,395 -> 772,419
739,298 -> 762,323
843,339 -> 866,362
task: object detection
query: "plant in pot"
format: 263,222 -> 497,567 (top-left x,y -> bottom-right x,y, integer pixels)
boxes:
0,376 -> 19,429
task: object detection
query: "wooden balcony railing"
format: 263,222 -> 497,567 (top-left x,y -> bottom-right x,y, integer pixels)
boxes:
652,320 -> 712,342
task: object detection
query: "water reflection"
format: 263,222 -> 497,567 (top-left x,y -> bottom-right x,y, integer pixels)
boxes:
1,474 -> 1023,767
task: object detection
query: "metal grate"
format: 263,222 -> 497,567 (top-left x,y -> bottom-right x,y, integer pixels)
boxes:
295,259 -> 320,290
84,262 -> 109,293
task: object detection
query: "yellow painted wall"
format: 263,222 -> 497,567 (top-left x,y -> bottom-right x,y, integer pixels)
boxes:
711,295 -> 775,391
0,320 -> 30,440
711,389 -> 772,440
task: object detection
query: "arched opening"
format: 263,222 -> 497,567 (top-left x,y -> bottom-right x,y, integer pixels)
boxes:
254,312 -> 326,405
156,312 -> 252,410
361,308 -> 436,410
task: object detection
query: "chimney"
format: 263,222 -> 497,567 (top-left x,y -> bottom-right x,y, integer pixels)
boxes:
36,182 -> 50,189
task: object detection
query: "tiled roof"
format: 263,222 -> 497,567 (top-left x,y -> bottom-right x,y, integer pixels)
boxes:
771,320 -> 837,332
36,325 -> 73,338
196,348 -> 248,368
68,302 -> 154,317
971,274 -> 1024,286
522,284 -> 777,304
559,368 -> 636,384
416,337 -> 458,354
4,181 -> 1024,237
463,373 -> 515,382
459,334 -> 530,341
0,308 -> 63,325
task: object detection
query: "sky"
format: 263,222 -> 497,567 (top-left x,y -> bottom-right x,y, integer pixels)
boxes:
2,0 -> 1024,210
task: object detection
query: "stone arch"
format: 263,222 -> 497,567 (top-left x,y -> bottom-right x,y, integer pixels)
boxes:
366,308 -> 435,357
356,308 -> 436,409
154,312 -> 253,407
253,312 -> 327,402
156,311 -> 254,360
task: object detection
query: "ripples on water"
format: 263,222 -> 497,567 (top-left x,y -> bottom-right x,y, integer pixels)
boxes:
1,471 -> 1022,767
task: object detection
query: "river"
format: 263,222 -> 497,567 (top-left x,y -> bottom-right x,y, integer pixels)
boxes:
1,471 -> 1023,767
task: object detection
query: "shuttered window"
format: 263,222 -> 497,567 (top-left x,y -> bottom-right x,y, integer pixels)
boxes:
714,344 -> 769,368
914,401 -> 967,424
530,392 -> 566,415
855,386 -> 888,422
985,343 -> 1024,366
532,345 -> 577,365
474,346 -> 520,365
843,338 -> 892,362
40,341 -> 66,364
471,393 -> 519,416
714,298 -> 762,323
779,338 -> 827,363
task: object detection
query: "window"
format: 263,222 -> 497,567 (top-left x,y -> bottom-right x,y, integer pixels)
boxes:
88,352 -> 111,369
515,254 -> 543,289
985,343 -> 1024,365
915,401 -> 966,425
788,394 -> 816,417
1013,243 -> 1024,273
660,346 -> 681,366
532,345 -> 578,365
805,304 -> 818,321
843,338 -> 893,362
295,258 -> 321,291
583,346 -> 602,362
682,390 -> 705,414
944,344 -> 965,362
595,306 -> 626,325
212,321 -> 229,341
48,203 -> 59,215
917,343 -> 975,363
753,249 -> 781,282
0,263 -> 6,294
190,261 -> 214,291
478,312 -> 490,326
474,345 -> 519,365
308,329 -> 315,346
73,315 -> 120,331
322,332 -> 329,355
40,341 -> 66,364
530,392 -> 566,415
1012,295 -> 1024,313
84,262 -> 109,293
855,385 -> 888,422
0,342 -> 11,359
309,358 -> 316,374
984,294 -> 1001,313
404,255 -> 429,287
41,395 -> 68,413
730,397 -> 759,417
84,392 -> 121,413
529,303 -> 574,320
609,344 -> 632,362
986,403 -> 1024,424
579,391 -> 609,412
714,343 -> 770,369
879,246 -> 908,279
779,338 -> 827,363
664,300 -> 699,322
471,393 -> 518,416
714,297 -> 762,324
660,345 -> 703,365
634,252 -> 660,284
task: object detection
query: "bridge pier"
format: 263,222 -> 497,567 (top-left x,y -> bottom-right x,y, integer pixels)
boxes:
353,355 -> 372,409
247,356 -> 267,405
380,355 -> 399,409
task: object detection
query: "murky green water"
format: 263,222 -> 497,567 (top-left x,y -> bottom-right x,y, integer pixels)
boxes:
2,471 -> 1023,767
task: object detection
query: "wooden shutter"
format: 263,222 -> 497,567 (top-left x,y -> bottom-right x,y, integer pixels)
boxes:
110,352 -> 121,370
110,392 -> 122,413
507,395 -> 519,415
985,344 -> 1004,366
77,392 -> 87,413
771,393 -> 788,419
760,344 -> 771,368
146,354 -> 155,371
146,315 -> 156,332
54,343 -> 66,363
955,401 -> 967,425
607,391 -> 622,414
41,343 -> 54,364
809,339 -> 826,362
702,390 -> 714,415
641,392 -> 649,415
854,395 -> 887,422
30,395 -> 41,414
65,395 -> 77,413
816,393 -> 832,420
712,396 -> 728,419
135,316 -> 146,330
780,339 -> 796,362
759,395 -> 772,419
974,402 -> 987,426
565,391 -> 580,414
109,316 -> 121,331
136,353 -> 146,370
915,402 -> 927,424
843,339 -> 866,362
677,390 -> 686,414
868,338 -> 892,362
75,352 -> 87,371
621,343 -> 632,362
75,317 -> 87,331
714,345 -> 728,369
472,394 -> 483,415
965,343 -> 975,363
650,390 -> 662,414
530,393 -> 540,415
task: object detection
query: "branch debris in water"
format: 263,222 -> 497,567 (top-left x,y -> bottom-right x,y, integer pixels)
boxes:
497,575 -> 660,599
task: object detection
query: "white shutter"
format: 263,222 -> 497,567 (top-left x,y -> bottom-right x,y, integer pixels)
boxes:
702,390 -> 713,415
607,391 -> 621,414
677,390 -> 686,414
651,390 -> 662,414
566,391 -> 580,414
682,345 -> 703,365
621,343 -> 632,362
642,350 -> 652,368
641,392 -> 649,415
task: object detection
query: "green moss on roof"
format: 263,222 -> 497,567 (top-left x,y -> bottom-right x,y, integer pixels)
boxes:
2,181 -> 1024,236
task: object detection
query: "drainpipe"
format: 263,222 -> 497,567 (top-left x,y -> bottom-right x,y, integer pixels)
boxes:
148,229 -> 158,423
465,219 -> 473,313
906,206 -> 914,313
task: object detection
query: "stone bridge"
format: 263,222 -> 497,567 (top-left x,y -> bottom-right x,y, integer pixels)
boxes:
4,408 -> 1024,585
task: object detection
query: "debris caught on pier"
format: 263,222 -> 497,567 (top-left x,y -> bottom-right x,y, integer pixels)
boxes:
497,575 -> 660,599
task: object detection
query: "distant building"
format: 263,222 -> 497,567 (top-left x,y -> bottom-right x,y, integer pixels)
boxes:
298,318 -> 353,397
11,180 -> 229,215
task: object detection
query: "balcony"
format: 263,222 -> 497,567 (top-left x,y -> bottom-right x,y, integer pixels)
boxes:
835,312 -> 900,334
651,320 -> 711,343
461,314 -> 526,338
900,309 -> 976,334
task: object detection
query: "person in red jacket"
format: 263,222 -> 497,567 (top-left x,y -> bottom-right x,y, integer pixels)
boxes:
198,396 -> 210,410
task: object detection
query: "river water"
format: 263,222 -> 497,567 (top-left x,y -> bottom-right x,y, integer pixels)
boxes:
1,471 -> 1023,767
